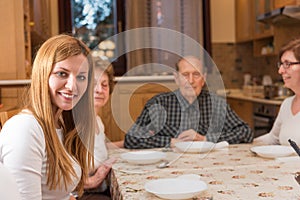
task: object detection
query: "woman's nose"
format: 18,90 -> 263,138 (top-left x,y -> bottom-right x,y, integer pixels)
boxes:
94,83 -> 103,93
278,66 -> 285,74
65,76 -> 76,90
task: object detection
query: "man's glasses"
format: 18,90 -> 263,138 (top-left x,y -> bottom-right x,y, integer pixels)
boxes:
277,61 -> 300,69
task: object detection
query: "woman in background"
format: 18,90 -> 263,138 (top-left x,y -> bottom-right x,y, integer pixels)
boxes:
0,34 -> 96,200
79,57 -> 123,200
255,38 -> 300,145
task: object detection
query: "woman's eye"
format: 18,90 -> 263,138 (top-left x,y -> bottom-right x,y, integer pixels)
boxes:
102,84 -> 108,89
56,71 -> 67,77
77,75 -> 86,81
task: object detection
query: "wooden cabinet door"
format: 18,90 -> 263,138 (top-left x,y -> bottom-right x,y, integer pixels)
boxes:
30,0 -> 51,44
227,98 -> 254,129
0,0 -> 27,106
236,0 -> 254,42
253,0 -> 274,39
274,0 -> 300,8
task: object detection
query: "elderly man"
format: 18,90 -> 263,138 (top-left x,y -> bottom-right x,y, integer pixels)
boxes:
124,56 -> 253,149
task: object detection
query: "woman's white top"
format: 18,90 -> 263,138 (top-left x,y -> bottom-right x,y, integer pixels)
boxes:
255,96 -> 300,145
93,116 -> 108,169
0,113 -> 81,200
0,162 -> 21,200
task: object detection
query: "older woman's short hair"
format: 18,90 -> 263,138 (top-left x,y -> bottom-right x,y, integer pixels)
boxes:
93,57 -> 115,94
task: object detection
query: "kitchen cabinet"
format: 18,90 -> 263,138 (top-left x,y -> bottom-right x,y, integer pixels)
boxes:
235,0 -> 300,57
227,98 -> 254,129
99,81 -> 177,142
253,0 -> 274,39
235,0 -> 275,48
235,0 -> 254,42
30,0 -> 51,42
253,0 -> 275,57
0,0 -> 30,106
274,0 -> 300,8
210,0 -> 236,43
213,0 -> 274,44
24,0 -> 32,78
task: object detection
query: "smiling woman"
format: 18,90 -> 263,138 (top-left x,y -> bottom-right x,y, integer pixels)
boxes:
0,34 -> 96,200
48,54 -> 89,111
254,38 -> 300,146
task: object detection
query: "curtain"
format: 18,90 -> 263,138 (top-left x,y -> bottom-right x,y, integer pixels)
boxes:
125,0 -> 203,75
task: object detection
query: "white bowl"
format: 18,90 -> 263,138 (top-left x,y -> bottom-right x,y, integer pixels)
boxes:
120,150 -> 166,165
250,145 -> 295,158
175,141 -> 215,153
145,178 -> 207,199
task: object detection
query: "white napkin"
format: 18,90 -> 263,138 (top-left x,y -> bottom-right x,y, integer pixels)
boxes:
214,141 -> 229,150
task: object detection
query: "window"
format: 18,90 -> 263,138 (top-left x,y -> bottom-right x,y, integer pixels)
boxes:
58,0 -> 210,76
58,0 -> 126,75
71,0 -> 115,49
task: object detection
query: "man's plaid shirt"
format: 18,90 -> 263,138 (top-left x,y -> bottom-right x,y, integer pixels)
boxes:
124,89 -> 253,149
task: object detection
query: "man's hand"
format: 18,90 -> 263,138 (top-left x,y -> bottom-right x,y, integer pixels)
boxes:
170,129 -> 206,147
177,129 -> 206,141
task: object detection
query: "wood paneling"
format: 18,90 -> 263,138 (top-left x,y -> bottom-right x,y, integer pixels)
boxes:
99,81 -> 177,142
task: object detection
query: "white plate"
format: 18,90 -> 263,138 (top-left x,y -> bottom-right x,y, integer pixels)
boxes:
120,150 -> 166,165
250,145 -> 295,158
175,141 -> 215,153
145,178 -> 207,199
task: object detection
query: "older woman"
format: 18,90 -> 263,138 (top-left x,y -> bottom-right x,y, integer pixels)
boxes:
255,38 -> 300,145
79,57 -> 123,200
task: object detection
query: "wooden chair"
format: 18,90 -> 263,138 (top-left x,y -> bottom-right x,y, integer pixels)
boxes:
0,107 -> 21,131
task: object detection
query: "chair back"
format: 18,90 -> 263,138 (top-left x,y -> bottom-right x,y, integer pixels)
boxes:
0,108 -> 21,131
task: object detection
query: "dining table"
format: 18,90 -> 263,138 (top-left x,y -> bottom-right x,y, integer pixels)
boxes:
108,142 -> 300,200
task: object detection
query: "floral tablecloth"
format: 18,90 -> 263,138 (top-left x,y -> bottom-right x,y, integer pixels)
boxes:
109,144 -> 300,200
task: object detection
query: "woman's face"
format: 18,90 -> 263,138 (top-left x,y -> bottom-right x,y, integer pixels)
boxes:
48,54 -> 89,111
94,68 -> 110,109
278,50 -> 300,93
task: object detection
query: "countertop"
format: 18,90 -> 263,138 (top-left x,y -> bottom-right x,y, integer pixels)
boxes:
220,89 -> 283,106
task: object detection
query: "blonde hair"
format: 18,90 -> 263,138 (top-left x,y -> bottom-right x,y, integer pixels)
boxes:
26,34 -> 95,195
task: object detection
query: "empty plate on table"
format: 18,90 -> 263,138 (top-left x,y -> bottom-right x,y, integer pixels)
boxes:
175,141 -> 215,153
120,150 -> 166,165
145,178 -> 207,199
250,145 -> 295,158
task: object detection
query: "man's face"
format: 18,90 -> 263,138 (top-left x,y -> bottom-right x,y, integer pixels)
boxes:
174,57 -> 206,102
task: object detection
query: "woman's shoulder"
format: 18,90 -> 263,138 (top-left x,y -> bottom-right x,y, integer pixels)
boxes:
4,111 -> 39,128
280,95 -> 295,107
1,112 -> 44,141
